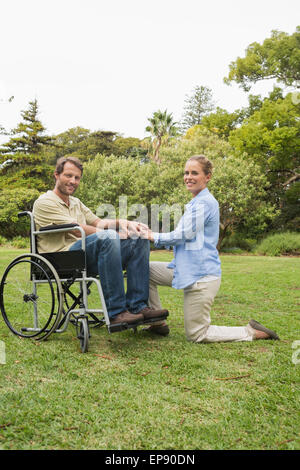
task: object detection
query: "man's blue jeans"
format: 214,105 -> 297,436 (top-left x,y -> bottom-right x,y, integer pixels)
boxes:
69,230 -> 150,318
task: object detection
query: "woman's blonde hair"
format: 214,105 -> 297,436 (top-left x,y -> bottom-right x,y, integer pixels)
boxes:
187,155 -> 213,176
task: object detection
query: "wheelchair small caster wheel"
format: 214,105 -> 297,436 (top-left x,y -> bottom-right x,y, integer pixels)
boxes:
76,317 -> 89,353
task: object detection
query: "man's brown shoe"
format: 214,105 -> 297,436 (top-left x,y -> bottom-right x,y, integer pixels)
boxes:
110,310 -> 144,325
139,307 -> 169,320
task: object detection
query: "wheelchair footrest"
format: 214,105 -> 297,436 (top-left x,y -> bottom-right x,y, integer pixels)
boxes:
142,313 -> 169,325
108,322 -> 132,333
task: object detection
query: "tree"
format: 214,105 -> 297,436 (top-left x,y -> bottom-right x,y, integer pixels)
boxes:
145,109 -> 178,165
0,150 -> 54,238
223,25 -> 300,231
113,136 -> 147,159
208,156 -> 277,248
224,27 -> 300,91
0,99 -> 53,155
78,130 -> 117,159
229,93 -> 300,180
0,99 -> 56,237
76,154 -> 183,226
178,125 -> 232,162
201,107 -> 243,139
53,127 -> 91,157
180,85 -> 215,132
0,187 -> 41,238
43,127 -> 146,163
229,93 -> 300,229
201,88 -> 286,139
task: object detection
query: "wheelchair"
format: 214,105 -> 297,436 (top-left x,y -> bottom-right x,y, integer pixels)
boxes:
0,211 -> 168,352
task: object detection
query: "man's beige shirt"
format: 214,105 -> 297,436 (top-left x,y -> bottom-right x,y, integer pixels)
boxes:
33,190 -> 98,253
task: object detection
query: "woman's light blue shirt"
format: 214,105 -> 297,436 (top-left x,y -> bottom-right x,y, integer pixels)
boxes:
153,187 -> 221,289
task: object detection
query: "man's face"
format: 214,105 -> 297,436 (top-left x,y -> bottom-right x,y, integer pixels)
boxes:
54,162 -> 82,197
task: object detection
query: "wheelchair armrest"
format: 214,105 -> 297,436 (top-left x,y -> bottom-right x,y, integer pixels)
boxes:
35,224 -> 86,251
18,211 -> 31,218
39,223 -> 79,231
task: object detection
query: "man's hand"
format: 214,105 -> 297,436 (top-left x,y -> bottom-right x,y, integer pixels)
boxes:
118,219 -> 149,239
72,222 -> 97,238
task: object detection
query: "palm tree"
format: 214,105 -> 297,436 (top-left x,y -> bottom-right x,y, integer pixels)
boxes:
145,109 -> 178,164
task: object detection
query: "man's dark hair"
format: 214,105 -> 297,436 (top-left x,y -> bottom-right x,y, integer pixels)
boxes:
55,156 -> 83,175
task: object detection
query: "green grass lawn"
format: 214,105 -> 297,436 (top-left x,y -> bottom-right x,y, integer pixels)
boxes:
0,249 -> 299,450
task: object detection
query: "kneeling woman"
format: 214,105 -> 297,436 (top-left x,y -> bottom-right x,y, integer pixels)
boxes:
143,155 -> 279,343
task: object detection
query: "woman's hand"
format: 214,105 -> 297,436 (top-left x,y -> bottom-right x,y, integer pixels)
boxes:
118,219 -> 150,239
138,225 -> 155,242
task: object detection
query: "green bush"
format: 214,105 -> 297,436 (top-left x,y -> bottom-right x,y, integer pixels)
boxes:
220,247 -> 245,254
255,232 -> 300,256
0,235 -> 7,246
0,187 -> 39,238
10,236 -> 30,249
0,236 -> 29,249
221,232 -> 258,252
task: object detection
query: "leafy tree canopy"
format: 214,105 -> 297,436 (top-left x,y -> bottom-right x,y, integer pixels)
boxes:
224,27 -> 300,91
0,99 -> 53,155
201,107 -> 243,139
180,85 -> 215,132
228,92 -> 300,229
209,156 -> 278,246
42,127 -> 146,163
229,93 -> 300,176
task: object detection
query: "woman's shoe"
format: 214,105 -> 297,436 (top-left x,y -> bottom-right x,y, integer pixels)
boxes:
249,319 -> 280,340
143,324 -> 170,336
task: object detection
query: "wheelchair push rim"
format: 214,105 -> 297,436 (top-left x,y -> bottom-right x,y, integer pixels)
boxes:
0,253 -> 64,341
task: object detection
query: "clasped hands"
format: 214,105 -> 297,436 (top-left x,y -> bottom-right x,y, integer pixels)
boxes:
117,219 -> 154,242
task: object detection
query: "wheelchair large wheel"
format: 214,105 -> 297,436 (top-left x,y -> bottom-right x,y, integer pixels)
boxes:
0,254 -> 64,341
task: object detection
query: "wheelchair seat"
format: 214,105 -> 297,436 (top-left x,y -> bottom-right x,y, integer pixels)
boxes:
37,250 -> 86,279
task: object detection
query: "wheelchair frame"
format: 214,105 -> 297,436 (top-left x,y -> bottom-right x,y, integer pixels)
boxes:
0,211 -> 167,352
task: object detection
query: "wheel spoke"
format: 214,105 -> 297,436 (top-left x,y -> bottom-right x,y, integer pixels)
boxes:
0,255 -> 63,340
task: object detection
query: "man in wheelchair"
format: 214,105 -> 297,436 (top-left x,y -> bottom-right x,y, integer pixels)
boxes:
33,156 -> 168,328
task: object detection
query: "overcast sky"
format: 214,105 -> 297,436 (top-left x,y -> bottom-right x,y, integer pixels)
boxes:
0,0 -> 298,141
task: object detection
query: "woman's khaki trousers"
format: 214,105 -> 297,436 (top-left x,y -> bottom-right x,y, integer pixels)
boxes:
149,261 -> 254,343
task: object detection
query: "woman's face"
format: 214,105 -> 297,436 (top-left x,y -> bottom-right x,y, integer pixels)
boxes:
184,160 -> 211,197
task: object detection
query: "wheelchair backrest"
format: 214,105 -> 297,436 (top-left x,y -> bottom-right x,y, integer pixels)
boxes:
19,211 -> 86,279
